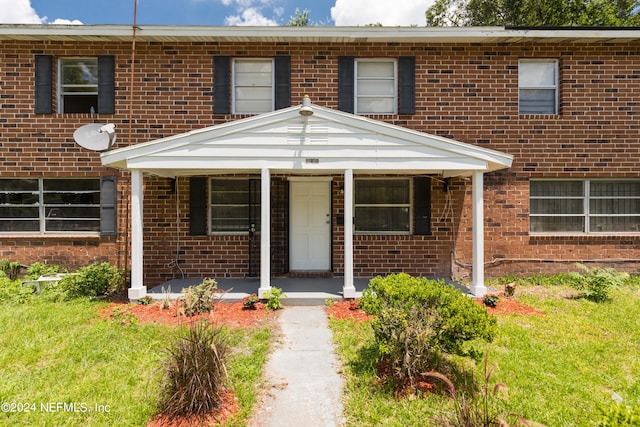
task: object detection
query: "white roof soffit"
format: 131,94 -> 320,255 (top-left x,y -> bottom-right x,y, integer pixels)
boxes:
1,24 -> 640,43
101,101 -> 513,178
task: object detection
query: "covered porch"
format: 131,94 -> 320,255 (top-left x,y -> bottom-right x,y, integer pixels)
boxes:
101,97 -> 513,300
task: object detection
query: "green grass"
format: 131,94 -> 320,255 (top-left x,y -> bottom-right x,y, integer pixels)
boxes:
0,294 -> 272,426
331,283 -> 640,426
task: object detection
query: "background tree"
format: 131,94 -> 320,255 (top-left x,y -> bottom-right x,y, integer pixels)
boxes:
287,8 -> 311,26
426,0 -> 640,26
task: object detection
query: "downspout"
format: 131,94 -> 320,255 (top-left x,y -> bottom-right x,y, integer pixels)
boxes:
123,0 -> 138,285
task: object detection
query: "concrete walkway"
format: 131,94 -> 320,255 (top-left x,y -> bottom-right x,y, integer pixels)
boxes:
248,306 -> 345,427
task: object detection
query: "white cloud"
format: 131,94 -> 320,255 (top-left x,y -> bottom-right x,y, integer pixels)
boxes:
225,7 -> 277,25
0,0 -> 43,23
0,0 -> 82,24
49,18 -> 83,25
331,0 -> 433,26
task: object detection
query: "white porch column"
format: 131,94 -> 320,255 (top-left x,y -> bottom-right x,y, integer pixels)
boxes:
128,169 -> 146,300
470,170 -> 487,297
258,168 -> 271,298
343,169 -> 357,298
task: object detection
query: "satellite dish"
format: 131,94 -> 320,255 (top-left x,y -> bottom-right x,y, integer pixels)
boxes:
73,123 -> 117,152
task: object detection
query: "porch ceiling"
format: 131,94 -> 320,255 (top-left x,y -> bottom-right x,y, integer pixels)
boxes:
101,101 -> 513,178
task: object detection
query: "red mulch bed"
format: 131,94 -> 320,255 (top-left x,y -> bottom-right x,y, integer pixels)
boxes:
147,390 -> 239,427
325,296 -> 542,320
325,300 -> 373,322
475,294 -> 544,316
99,300 -> 277,328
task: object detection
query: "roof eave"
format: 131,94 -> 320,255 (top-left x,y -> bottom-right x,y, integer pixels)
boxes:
1,24 -> 640,43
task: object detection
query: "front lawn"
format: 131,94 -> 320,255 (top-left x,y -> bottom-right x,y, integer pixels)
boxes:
331,282 -> 640,426
0,297 -> 271,426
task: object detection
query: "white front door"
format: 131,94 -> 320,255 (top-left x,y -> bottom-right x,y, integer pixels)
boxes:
290,180 -> 331,271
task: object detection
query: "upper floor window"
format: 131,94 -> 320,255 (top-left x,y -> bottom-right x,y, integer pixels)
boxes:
518,59 -> 558,115
0,178 -> 106,234
233,59 -> 274,114
338,56 -> 415,115
34,55 -> 115,115
530,179 -> 640,234
355,59 -> 397,114
59,58 -> 98,113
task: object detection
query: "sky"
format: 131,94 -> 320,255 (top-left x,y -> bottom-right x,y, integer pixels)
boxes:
0,0 -> 434,27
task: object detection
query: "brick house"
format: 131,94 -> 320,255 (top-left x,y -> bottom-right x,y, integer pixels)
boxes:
1,25 -> 639,300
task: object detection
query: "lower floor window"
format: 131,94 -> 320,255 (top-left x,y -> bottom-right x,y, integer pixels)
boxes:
355,178 -> 410,233
530,179 -> 640,233
0,178 -> 101,233
209,178 -> 261,233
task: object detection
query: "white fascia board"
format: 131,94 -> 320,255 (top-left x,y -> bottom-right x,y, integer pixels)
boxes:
125,155 -> 487,172
2,24 -> 640,43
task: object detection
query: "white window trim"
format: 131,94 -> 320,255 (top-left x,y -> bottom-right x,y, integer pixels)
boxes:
354,177 -> 411,235
231,58 -> 275,114
518,59 -> 559,115
530,178 -> 640,235
354,58 -> 398,115
57,57 -> 98,114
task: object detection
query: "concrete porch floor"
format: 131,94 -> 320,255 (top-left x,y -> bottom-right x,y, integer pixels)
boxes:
147,276 -> 470,305
148,277 -> 372,305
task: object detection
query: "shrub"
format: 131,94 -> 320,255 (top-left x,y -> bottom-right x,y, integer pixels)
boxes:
0,276 -> 34,304
263,287 -> 286,310
598,402 -> 640,427
137,295 -> 154,305
25,262 -> 62,280
161,321 -> 229,417
57,262 -> 124,299
567,263 -> 628,303
482,294 -> 499,308
242,293 -> 259,310
361,273 -> 496,387
0,259 -> 22,280
181,278 -> 218,317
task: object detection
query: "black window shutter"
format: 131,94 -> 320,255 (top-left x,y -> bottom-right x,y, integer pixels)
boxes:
100,176 -> 118,236
213,56 -> 231,114
189,177 -> 207,235
338,56 -> 354,113
34,55 -> 53,114
97,55 -> 115,114
413,177 -> 431,235
398,56 -> 416,115
274,55 -> 291,110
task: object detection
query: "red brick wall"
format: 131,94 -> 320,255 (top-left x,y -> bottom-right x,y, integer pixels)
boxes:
2,38 -> 640,285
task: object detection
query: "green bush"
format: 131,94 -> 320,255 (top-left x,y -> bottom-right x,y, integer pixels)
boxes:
26,262 -> 62,280
242,293 -> 259,310
361,273 -> 496,386
598,402 -> 640,427
0,259 -> 22,280
161,320 -> 229,417
263,287 -> 286,310
567,264 -> 628,303
57,262 -> 124,299
0,276 -> 35,304
482,294 -> 499,308
181,278 -> 218,317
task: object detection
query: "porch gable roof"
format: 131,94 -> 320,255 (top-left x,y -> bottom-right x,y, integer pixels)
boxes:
101,100 -> 513,177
